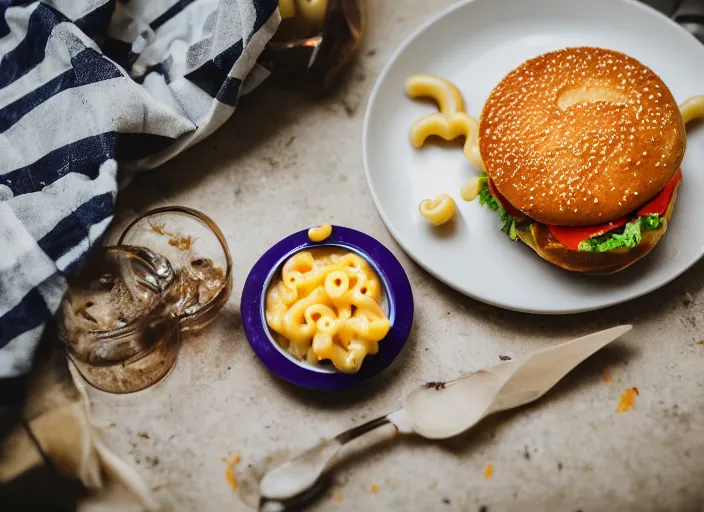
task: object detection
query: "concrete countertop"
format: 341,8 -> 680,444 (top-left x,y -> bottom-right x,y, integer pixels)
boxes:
83,1 -> 704,510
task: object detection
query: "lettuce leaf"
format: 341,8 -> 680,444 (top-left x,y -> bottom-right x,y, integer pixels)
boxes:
477,175 -> 521,240
578,214 -> 664,252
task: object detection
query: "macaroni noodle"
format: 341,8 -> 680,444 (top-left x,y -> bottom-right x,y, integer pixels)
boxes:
308,223 -> 332,242
419,194 -> 456,225
405,74 -> 485,171
265,248 -> 390,373
680,95 -> 704,124
278,0 -> 328,26
460,176 -> 483,202
279,0 -> 296,19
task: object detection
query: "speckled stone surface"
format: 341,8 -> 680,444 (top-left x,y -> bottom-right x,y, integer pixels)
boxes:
82,2 -> 704,511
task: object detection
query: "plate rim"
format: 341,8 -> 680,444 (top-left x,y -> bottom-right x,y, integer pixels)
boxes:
362,0 -> 704,315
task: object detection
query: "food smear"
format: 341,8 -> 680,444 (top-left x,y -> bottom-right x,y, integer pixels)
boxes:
483,463 -> 494,480
224,454 -> 241,491
616,387 -> 639,413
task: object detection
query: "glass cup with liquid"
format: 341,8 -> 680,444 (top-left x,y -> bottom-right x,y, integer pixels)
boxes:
58,207 -> 232,393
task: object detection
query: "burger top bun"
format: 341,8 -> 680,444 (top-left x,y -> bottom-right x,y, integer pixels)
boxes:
479,47 -> 685,226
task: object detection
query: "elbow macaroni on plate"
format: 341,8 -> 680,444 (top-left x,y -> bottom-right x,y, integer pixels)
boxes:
680,96 -> 704,124
419,194 -> 456,225
405,74 -> 485,171
460,176 -> 483,202
265,248 -> 391,373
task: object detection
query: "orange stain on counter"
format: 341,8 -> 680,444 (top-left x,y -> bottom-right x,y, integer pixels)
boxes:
484,463 -> 494,480
370,484 -> 379,493
617,387 -> 639,413
224,454 -> 241,491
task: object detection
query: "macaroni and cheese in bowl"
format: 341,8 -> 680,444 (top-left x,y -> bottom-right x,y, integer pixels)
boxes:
266,247 -> 390,373
242,225 -> 413,389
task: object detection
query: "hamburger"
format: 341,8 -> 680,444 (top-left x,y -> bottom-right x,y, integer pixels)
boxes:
477,47 -> 685,274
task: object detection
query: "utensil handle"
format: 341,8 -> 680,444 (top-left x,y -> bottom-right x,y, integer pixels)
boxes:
335,414 -> 392,444
258,413 -> 397,506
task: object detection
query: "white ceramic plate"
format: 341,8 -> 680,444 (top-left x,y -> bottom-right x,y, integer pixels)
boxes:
363,0 -> 704,314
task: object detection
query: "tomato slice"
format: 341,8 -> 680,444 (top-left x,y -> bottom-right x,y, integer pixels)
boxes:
547,168 -> 682,250
637,168 -> 682,216
487,179 -> 527,219
548,218 -> 630,251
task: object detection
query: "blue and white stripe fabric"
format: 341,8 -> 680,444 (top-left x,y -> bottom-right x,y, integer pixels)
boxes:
0,0 -> 279,381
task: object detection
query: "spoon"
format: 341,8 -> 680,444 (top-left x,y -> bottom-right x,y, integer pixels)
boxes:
257,325 -> 632,508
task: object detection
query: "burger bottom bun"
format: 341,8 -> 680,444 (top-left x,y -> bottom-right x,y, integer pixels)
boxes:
515,183 -> 681,275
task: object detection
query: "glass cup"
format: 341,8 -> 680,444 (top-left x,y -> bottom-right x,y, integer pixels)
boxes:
117,206 -> 233,333
58,207 -> 232,393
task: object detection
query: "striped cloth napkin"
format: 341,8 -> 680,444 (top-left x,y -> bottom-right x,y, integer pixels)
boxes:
0,0 -> 279,387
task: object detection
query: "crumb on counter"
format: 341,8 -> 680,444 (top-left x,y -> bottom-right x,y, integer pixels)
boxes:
137,432 -> 150,439
617,387 -> 639,413
603,369 -> 613,383
499,355 -> 512,361
484,463 -> 494,480
370,484 -> 379,493
224,454 -> 241,491
145,456 -> 159,467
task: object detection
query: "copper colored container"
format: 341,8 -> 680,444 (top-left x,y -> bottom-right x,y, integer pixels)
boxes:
263,0 -> 366,93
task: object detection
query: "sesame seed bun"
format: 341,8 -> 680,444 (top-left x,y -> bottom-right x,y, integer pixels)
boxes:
479,47 -> 686,226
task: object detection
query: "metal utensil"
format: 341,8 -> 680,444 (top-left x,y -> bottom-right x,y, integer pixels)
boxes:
257,325 -> 632,509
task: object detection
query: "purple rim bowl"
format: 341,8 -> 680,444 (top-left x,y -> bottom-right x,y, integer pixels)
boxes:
241,226 -> 414,390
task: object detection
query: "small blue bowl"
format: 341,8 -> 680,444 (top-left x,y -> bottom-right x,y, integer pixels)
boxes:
241,226 -> 414,390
